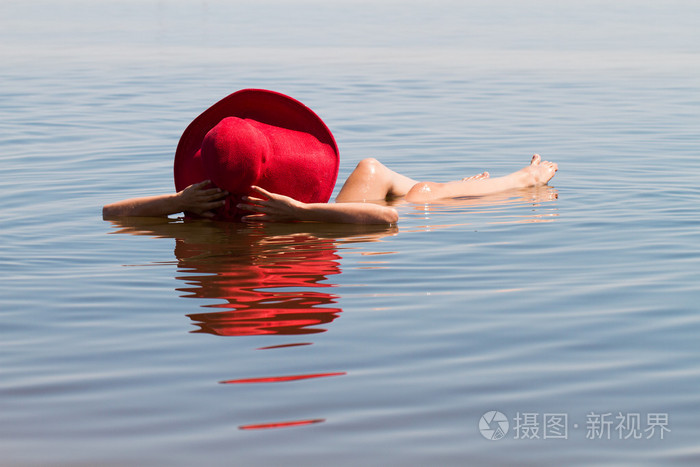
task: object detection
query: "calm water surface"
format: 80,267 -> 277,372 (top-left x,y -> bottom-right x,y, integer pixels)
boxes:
2,1 -> 700,465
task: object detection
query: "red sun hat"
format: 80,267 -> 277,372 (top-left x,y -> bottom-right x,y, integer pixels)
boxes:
174,89 -> 340,221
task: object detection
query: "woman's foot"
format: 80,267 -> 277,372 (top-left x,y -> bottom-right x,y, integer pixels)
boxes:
521,154 -> 558,186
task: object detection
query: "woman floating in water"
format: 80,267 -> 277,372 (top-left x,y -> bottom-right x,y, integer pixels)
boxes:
102,89 -> 557,224
102,154 -> 557,224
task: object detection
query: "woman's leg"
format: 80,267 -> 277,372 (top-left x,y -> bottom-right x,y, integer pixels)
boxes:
335,158 -> 419,202
405,154 -> 558,203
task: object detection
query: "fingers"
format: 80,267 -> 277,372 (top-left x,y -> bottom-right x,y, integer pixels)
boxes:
202,199 -> 227,210
250,185 -> 293,203
237,196 -> 264,213
237,202 -> 272,214
238,193 -> 290,222
183,181 -> 228,203
200,187 -> 227,198
188,180 -> 227,196
247,186 -> 292,204
193,183 -> 228,201
186,184 -> 291,220
192,180 -> 212,189
250,185 -> 273,199
241,195 -> 266,205
239,192 -> 284,210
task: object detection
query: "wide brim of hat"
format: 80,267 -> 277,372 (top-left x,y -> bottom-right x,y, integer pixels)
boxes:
174,89 -> 339,197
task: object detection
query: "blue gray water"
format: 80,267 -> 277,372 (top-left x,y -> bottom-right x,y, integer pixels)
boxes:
2,1 -> 700,465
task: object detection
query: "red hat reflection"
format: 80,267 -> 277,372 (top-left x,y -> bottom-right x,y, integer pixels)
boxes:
176,233 -> 342,336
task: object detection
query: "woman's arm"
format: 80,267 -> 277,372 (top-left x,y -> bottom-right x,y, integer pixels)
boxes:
239,186 -> 398,225
102,180 -> 228,218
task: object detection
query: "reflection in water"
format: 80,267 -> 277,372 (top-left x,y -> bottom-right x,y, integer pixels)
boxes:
238,419 -> 326,430
179,233 -> 343,336
106,195 -> 554,430
256,342 -> 313,350
397,185 -> 560,230
107,220 -> 397,430
107,188 -> 557,337
108,220 -> 397,337
221,372 -> 346,384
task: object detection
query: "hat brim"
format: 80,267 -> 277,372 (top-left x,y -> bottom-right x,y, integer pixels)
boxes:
174,89 -> 339,218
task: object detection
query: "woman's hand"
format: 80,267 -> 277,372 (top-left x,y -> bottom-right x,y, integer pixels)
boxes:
238,185 -> 398,224
237,185 -> 305,222
177,180 -> 229,218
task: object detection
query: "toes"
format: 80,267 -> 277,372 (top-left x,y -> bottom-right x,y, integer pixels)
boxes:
463,172 -> 488,181
460,171 -> 492,182
530,154 -> 541,165
543,161 -> 558,172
